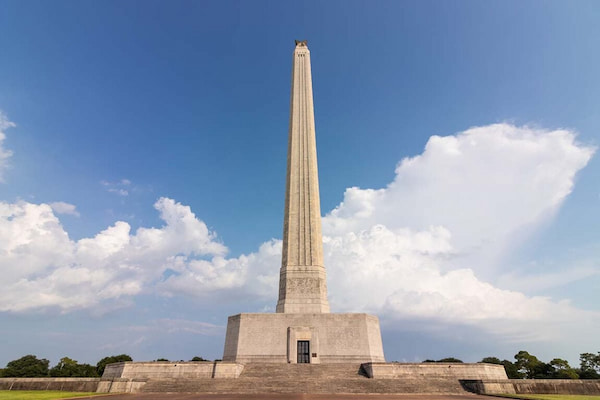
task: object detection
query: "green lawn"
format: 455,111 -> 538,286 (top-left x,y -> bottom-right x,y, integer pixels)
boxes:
0,391 -> 105,400
493,395 -> 600,400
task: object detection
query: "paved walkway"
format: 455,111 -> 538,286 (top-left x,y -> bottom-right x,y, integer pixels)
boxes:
90,394 -> 491,400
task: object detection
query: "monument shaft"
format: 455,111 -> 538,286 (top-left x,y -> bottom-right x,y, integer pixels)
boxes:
277,40 -> 330,314
222,41 -> 384,364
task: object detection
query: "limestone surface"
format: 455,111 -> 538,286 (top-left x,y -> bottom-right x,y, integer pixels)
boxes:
221,41 -> 385,365
223,313 -> 385,364
277,40 -> 329,314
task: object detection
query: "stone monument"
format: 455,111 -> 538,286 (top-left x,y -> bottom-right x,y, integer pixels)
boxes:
97,42 -> 514,393
222,40 -> 386,364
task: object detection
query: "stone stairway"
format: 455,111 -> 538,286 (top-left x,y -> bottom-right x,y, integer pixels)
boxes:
140,363 -> 468,394
239,363 -> 365,379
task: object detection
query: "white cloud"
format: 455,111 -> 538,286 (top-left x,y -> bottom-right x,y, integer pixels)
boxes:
50,202 -> 80,217
322,223 -> 600,343
157,124 -> 599,344
316,124 -> 597,341
0,123 -> 597,351
158,239 -> 281,300
0,201 -> 74,283
0,197 -> 227,312
324,123 -> 595,274
101,179 -> 131,196
0,111 -> 16,182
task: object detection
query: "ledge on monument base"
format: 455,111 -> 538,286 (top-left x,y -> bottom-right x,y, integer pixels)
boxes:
362,362 -> 510,380
222,312 -> 385,364
101,361 -> 244,379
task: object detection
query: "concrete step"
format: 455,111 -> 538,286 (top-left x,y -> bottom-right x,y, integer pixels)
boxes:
141,377 -> 466,394
139,363 -> 468,394
239,363 -> 364,379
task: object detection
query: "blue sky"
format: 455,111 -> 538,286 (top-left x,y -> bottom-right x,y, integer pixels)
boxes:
1,0 -> 599,367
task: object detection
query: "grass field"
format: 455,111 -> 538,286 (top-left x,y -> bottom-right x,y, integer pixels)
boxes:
0,391 -> 104,400
493,395 -> 600,400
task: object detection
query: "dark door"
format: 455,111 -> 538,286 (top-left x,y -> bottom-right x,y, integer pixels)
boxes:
297,340 -> 310,363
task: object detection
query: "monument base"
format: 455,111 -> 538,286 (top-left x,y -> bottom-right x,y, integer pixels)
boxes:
222,313 -> 385,364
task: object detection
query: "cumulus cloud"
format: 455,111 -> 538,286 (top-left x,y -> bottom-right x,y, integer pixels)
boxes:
140,124 -> 600,344
0,123 -> 597,348
49,202 -> 80,217
0,111 -> 15,182
0,197 -> 227,312
158,239 -> 281,300
323,224 -> 600,343
318,123 -> 597,340
324,124 -> 595,273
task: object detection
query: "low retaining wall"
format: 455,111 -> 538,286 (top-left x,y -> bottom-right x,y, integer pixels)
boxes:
462,379 -> 600,395
97,378 -> 147,393
103,361 -> 244,379
513,379 -> 600,394
0,378 -> 100,392
363,363 -> 509,380
460,379 -> 516,394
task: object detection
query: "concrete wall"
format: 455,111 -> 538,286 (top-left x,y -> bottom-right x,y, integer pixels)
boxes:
462,379 -> 600,395
460,379 -> 516,394
102,362 -> 125,378
0,378 -> 100,392
363,362 -> 509,380
223,313 -> 385,363
102,361 -> 244,379
512,379 -> 600,394
97,378 -> 147,393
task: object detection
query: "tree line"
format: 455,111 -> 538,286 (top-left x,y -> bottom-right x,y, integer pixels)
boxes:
0,354 -> 134,378
1,351 -> 598,379
0,354 -> 210,378
424,351 -> 600,379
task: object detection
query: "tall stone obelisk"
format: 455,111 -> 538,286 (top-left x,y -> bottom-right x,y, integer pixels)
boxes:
277,40 -> 330,314
222,41 -> 385,364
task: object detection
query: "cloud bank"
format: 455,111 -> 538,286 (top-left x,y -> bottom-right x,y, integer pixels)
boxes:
324,124 -> 595,272
0,198 -> 227,312
0,123 -> 597,347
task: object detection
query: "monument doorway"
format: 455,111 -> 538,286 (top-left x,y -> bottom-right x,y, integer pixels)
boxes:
297,340 -> 310,363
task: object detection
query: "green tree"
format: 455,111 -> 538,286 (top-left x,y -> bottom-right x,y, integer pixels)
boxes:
480,357 -> 502,364
578,352 -> 600,379
549,358 -> 578,379
479,356 -> 522,378
437,357 -> 463,363
96,354 -> 132,376
78,364 -> 98,377
156,358 -> 169,362
50,357 -> 78,377
502,360 -> 524,379
191,356 -> 208,361
578,368 -> 600,379
50,357 -> 98,377
3,355 -> 49,377
514,351 -> 544,378
533,362 -> 553,378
